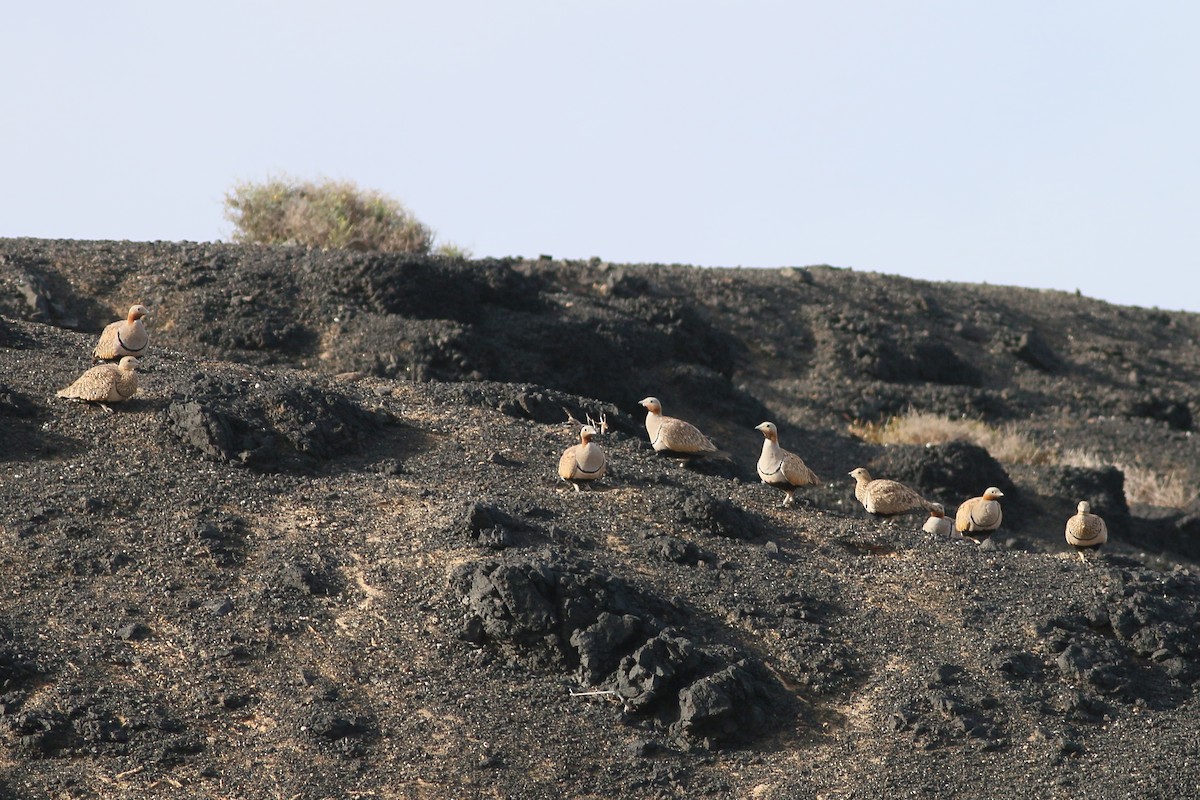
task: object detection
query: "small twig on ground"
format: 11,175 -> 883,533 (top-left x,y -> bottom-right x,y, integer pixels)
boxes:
586,411 -> 610,435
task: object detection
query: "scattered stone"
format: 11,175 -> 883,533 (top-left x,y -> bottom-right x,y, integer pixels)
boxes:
115,623 -> 150,642
205,597 -> 235,617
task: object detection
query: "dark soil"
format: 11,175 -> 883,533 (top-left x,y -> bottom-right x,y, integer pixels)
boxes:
3,239 -> 1200,798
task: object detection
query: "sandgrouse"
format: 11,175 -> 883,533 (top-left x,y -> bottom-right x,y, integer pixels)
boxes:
638,397 -> 719,460
754,421 -> 820,507
1064,500 -> 1108,562
93,304 -> 149,362
922,503 -> 956,537
57,356 -> 139,410
848,467 -> 933,516
558,425 -> 606,491
955,487 -> 1005,542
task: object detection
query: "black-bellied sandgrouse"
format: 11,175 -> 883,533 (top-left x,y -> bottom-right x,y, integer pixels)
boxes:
57,356 -> 139,410
93,304 -> 149,362
638,397 -> 719,460
955,487 -> 1004,542
558,425 -> 606,491
1065,500 -> 1108,562
922,503 -> 956,537
754,421 -> 820,507
848,467 -> 933,516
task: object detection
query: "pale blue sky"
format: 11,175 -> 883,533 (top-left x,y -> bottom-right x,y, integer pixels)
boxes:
4,2 -> 1198,311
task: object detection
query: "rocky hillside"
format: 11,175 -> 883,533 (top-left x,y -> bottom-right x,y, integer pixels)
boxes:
3,239 -> 1200,798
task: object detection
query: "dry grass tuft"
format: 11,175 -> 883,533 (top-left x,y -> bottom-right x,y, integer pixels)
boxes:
1061,449 -> 1199,508
848,411 -> 1058,465
852,412 -> 1198,509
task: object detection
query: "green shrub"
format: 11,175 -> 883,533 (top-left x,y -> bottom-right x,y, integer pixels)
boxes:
224,176 -> 436,254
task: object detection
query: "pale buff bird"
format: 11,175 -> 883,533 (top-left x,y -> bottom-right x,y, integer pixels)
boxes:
922,503 -> 957,538
1065,500 -> 1108,562
57,356 -> 139,410
639,397 -> 719,460
558,425 -> 606,491
754,421 -> 820,507
93,304 -> 149,362
848,467 -> 934,516
955,487 -> 1005,541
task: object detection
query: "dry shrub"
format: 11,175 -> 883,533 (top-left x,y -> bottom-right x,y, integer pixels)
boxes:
224,176 -> 435,254
1061,449 -> 1198,508
851,412 -> 1197,509
848,411 -> 1057,465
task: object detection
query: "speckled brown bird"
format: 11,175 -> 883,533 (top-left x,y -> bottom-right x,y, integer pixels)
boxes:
57,356 -> 139,410
639,397 -> 718,460
1065,500 -> 1108,562
955,487 -> 1005,541
848,467 -> 933,516
922,503 -> 956,537
93,304 -> 149,362
755,422 -> 820,507
558,425 -> 606,491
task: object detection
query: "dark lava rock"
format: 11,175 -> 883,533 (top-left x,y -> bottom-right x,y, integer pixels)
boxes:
455,501 -> 528,549
116,623 -> 151,642
996,651 -> 1045,681
570,612 -> 647,685
451,554 -> 788,745
827,313 -> 981,387
303,703 -> 377,758
1040,464 -> 1130,520
614,631 -> 704,712
0,384 -> 35,418
1119,394 -> 1193,432
204,597 -> 235,617
277,560 -> 341,597
1006,328 -> 1061,373
427,382 -> 632,434
192,513 -> 248,567
868,440 -> 1015,507
671,490 -> 762,539
166,375 -> 388,472
652,536 -> 706,565
675,660 -> 772,741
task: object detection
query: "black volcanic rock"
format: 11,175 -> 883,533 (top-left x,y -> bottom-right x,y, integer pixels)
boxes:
868,440 -> 1015,508
165,374 -> 389,472
1041,464 -> 1130,520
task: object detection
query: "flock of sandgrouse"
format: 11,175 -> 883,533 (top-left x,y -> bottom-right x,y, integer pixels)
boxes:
55,303 -> 1107,560
56,304 -> 148,408
561,397 -> 1109,562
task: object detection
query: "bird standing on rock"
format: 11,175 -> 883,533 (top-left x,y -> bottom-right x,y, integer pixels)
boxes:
1065,500 -> 1108,562
558,425 -> 606,491
955,487 -> 1005,542
922,503 -> 957,538
57,356 -> 139,410
848,467 -> 933,516
93,304 -> 149,362
754,422 -> 820,507
638,397 -> 719,461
